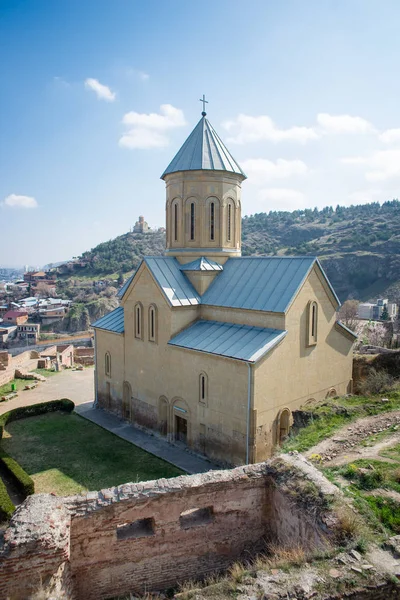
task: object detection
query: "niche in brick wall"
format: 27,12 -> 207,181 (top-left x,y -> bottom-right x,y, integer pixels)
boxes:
117,517 -> 155,540
179,506 -> 214,529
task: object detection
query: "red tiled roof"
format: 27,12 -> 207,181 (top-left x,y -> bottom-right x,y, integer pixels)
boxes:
3,310 -> 29,319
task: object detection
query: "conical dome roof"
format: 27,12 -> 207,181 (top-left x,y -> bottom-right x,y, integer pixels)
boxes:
161,116 -> 246,179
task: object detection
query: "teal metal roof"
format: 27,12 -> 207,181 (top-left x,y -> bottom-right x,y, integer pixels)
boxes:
117,274 -> 134,298
179,257 -> 223,272
168,320 -> 287,363
92,307 -> 124,333
144,257 -> 200,307
201,257 -> 340,313
161,116 -> 246,179
336,320 -> 358,338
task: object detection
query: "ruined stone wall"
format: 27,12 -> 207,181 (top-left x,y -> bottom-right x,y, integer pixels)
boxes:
0,459 -> 338,600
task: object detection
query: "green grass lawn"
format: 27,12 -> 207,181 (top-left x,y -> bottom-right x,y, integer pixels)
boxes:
2,412 -> 183,496
0,379 -> 28,397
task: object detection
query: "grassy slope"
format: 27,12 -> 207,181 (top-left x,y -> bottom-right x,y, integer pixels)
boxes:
2,412 -> 183,495
283,388 -> 400,535
282,389 -> 400,453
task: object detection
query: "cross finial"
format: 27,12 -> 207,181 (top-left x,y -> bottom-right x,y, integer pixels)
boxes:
199,94 -> 208,116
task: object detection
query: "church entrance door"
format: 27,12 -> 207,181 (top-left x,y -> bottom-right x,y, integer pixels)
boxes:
279,409 -> 291,444
175,415 -> 187,444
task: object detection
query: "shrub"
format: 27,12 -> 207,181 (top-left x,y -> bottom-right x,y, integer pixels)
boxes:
359,368 -> 394,396
0,448 -> 34,496
0,399 -> 74,440
0,477 -> 15,521
0,399 -> 74,505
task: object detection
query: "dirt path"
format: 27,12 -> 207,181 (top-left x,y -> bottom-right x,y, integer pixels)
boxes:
368,488 -> 400,502
304,410 -> 400,465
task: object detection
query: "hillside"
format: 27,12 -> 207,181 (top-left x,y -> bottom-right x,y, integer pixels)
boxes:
65,200 -> 400,302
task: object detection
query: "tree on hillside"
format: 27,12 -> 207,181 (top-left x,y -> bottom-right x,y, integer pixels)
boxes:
81,307 -> 90,331
381,305 -> 389,321
339,299 -> 359,331
117,272 -> 124,286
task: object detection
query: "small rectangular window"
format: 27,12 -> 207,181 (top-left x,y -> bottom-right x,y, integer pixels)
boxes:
190,203 -> 195,241
227,204 -> 232,241
179,506 -> 213,529
210,203 -> 215,241
117,518 -> 155,540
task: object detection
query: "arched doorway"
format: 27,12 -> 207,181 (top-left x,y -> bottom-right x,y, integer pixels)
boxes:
122,381 -> 132,421
278,408 -> 292,445
172,398 -> 190,445
158,396 -> 169,436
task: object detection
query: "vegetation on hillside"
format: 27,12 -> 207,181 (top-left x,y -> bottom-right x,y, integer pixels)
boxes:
65,200 -> 400,302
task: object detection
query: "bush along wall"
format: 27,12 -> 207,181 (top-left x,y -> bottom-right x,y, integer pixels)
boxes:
0,399 -> 75,521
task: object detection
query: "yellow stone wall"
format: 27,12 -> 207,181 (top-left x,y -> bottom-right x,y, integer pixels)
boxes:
118,263 -> 249,464
95,329 -> 124,414
253,265 -> 354,461
95,262 -> 354,466
163,170 -> 244,259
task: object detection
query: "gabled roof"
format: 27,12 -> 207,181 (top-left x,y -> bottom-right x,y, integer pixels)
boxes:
118,255 -> 339,313
179,257 -> 223,272
161,116 -> 246,179
168,319 -> 287,363
202,257 -> 340,313
117,274 -> 135,298
335,320 -> 358,339
3,310 -> 28,318
92,307 -> 124,334
144,257 -> 200,306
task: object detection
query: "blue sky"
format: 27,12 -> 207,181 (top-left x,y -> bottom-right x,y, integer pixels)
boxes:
2,0 -> 400,266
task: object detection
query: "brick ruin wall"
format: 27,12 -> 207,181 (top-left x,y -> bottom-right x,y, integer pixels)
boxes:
0,460 -> 339,600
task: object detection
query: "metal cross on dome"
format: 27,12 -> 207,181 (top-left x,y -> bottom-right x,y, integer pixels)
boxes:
199,94 -> 208,116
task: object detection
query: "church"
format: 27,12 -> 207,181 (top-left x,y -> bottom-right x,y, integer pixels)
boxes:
92,105 -> 356,466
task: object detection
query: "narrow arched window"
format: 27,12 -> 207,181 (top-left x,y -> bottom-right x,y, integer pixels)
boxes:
199,372 -> 208,403
227,203 -> 232,242
105,352 -> 111,377
210,202 -> 215,241
174,203 -> 178,241
307,301 -> 318,346
190,202 -> 195,241
148,304 -> 157,342
135,302 -> 143,340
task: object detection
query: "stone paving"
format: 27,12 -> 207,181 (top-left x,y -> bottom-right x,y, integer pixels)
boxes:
0,366 -> 216,474
76,402 -> 217,474
0,368 -> 95,415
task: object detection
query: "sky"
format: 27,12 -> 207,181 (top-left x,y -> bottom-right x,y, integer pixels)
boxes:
2,0 -> 400,266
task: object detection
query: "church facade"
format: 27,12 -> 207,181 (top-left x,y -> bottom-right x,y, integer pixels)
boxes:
93,111 -> 356,466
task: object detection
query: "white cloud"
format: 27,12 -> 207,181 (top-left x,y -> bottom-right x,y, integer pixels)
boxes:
256,188 -> 306,211
53,76 -> 70,88
222,114 -> 319,144
84,78 -> 116,102
119,104 -> 186,149
379,128 -> 400,144
317,113 -> 374,134
137,71 -> 149,81
2,194 -> 38,209
341,149 -> 400,182
241,158 -> 309,184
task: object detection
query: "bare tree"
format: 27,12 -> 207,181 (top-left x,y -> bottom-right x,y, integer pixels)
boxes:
36,282 -> 55,298
339,299 -> 359,331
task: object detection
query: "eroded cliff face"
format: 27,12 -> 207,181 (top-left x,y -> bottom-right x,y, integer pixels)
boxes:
321,253 -> 400,301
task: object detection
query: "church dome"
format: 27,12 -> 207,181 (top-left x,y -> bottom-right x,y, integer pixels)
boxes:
161,115 -> 246,180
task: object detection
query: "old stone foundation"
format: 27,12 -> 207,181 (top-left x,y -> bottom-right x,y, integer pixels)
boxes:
0,457 -> 345,600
